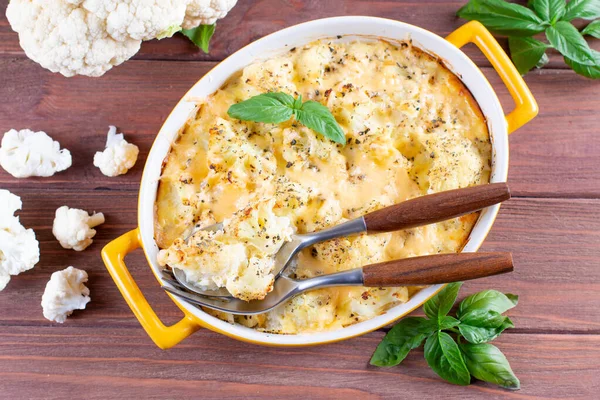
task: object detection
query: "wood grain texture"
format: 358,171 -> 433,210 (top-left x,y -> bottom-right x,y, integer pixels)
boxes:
0,58 -> 599,196
0,191 -> 598,333
364,183 -> 510,232
1,0 -> 599,68
363,252 -> 513,286
1,0 -> 599,397
0,326 -> 599,399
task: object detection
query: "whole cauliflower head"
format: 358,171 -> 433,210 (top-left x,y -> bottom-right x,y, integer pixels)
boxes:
0,129 -> 72,178
93,126 -> 139,177
52,206 -> 105,251
6,0 -> 142,77
0,190 -> 40,291
183,0 -> 238,29
6,0 -> 238,77
41,266 -> 90,323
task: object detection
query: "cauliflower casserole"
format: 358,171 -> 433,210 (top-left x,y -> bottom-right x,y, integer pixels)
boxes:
155,39 -> 491,334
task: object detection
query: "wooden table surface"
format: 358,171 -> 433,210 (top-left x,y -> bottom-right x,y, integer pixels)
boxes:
1,1 -> 599,398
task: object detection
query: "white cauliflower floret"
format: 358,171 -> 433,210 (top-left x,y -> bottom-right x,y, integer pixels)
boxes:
6,0 -> 238,77
84,1 -> 188,41
93,126 -> 139,177
6,0 -> 142,77
41,266 -> 90,323
0,129 -> 72,178
158,198 -> 294,301
183,0 -> 238,29
52,206 -> 105,251
0,190 -> 40,291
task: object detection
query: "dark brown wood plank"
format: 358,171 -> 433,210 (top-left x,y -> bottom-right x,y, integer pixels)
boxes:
1,190 -> 598,333
0,57 -> 598,197
1,0 -> 599,69
0,326 -> 598,399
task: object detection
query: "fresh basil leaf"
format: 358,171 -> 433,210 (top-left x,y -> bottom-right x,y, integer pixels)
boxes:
546,21 -> 597,65
294,100 -> 346,144
460,342 -> 520,390
582,20 -> 600,38
565,50 -> 600,78
439,316 -> 461,330
457,0 -> 548,36
508,36 -> 550,75
424,332 -> 471,386
228,92 -> 295,123
181,24 -> 216,53
562,0 -> 600,21
459,316 -> 514,344
460,308 -> 507,328
264,92 -> 297,108
370,317 -> 436,367
457,290 -> 518,319
532,0 -> 566,23
536,52 -> 550,68
423,282 -> 463,322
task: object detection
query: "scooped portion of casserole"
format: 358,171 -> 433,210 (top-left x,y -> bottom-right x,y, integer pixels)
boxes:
155,38 -> 491,333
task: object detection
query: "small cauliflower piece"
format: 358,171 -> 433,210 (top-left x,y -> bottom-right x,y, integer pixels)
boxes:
52,206 -> 105,251
0,190 -> 40,291
183,0 -> 238,29
41,266 -> 90,323
0,129 -> 72,178
93,126 -> 139,177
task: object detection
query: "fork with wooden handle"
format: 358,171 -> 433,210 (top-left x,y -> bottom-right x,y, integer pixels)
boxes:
162,252 -> 514,315
172,182 -> 511,298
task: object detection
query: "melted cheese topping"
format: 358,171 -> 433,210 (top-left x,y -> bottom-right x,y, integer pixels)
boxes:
155,39 -> 491,334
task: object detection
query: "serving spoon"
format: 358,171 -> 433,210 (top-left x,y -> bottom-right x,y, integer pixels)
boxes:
170,183 -> 510,298
162,252 -> 514,315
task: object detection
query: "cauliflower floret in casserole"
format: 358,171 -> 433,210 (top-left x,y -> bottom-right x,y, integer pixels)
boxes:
41,266 -> 90,323
157,230 -> 248,291
158,198 -> 294,301
52,206 -> 105,251
0,129 -> 72,178
0,190 -> 40,291
93,126 -> 139,177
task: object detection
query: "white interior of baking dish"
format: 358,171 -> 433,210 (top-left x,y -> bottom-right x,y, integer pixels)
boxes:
138,16 -> 509,346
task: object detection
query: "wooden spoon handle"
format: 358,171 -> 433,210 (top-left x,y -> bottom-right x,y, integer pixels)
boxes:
362,252 -> 513,286
363,183 -> 510,233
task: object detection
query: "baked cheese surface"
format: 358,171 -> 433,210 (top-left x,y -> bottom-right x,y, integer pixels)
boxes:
155,39 -> 491,334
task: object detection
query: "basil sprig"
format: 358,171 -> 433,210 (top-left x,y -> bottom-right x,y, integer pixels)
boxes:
457,0 -> 600,79
227,92 -> 346,144
370,282 -> 520,390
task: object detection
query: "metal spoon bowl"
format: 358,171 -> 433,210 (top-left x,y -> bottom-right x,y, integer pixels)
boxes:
163,252 -> 513,315
167,183 -> 511,300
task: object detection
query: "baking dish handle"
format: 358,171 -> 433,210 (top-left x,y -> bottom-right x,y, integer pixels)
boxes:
445,21 -> 538,134
101,228 -> 201,349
